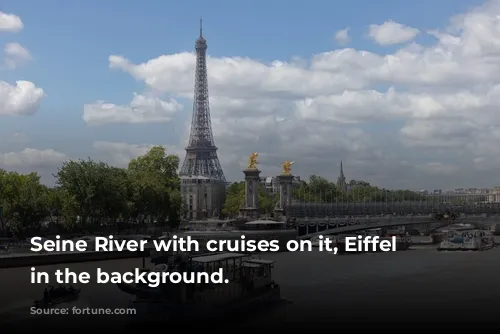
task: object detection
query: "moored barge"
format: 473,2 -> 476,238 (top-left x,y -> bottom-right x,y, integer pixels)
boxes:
438,230 -> 495,251
116,252 -> 280,324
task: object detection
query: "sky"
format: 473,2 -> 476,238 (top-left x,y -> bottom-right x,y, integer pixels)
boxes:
0,0 -> 499,190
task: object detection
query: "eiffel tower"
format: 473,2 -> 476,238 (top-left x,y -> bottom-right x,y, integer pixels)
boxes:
179,19 -> 226,220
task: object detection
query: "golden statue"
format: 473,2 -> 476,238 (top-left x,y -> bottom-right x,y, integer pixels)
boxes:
247,152 -> 259,169
281,160 -> 294,174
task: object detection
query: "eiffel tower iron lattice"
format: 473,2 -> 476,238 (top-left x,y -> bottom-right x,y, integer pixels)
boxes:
179,19 -> 226,182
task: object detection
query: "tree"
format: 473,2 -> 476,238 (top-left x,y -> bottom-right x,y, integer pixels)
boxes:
49,146 -> 182,232
0,169 -> 6,231
292,174 -> 428,203
222,181 -> 277,217
293,175 -> 339,202
0,171 -> 49,237
222,182 -> 245,217
127,146 -> 181,230
54,188 -> 79,231
55,159 -> 129,227
349,180 -> 371,187
43,187 -> 62,223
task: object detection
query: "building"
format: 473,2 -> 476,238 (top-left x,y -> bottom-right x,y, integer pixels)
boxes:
179,20 -> 226,220
489,187 -> 500,203
259,176 -> 301,195
441,187 -> 491,203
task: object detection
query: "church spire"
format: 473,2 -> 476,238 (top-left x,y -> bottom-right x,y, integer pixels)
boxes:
337,161 -> 347,191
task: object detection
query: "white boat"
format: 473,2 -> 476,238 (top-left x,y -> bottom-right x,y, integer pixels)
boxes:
438,230 -> 495,251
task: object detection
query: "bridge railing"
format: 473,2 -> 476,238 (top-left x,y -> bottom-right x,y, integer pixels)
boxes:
285,202 -> 500,218
295,216 -> 494,239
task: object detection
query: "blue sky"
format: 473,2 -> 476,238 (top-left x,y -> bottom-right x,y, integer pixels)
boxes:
0,0 -> 499,189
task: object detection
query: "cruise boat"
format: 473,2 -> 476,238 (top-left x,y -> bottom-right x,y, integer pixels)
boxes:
116,252 -> 280,324
173,219 -> 296,253
438,229 -> 495,251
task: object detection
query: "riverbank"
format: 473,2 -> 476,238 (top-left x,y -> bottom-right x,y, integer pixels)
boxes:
0,250 -> 149,268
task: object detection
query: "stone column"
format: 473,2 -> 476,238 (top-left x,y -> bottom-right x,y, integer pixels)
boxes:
275,174 -> 294,221
240,168 -> 261,219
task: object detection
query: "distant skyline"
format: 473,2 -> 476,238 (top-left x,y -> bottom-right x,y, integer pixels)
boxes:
0,0 -> 499,190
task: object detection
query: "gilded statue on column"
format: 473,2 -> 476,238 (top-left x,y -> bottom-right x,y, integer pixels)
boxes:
247,152 -> 259,169
281,160 -> 294,174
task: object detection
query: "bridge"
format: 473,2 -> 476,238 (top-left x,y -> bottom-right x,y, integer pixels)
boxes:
282,200 -> 500,239
294,215 -> 498,239
286,201 -> 500,217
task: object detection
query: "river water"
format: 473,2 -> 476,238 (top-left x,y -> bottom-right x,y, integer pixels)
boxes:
1,241 -> 499,327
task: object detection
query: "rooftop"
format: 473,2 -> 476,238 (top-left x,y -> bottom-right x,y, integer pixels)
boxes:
245,258 -> 275,265
243,262 -> 262,268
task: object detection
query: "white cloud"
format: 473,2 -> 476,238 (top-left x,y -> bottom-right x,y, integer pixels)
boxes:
92,141 -> 183,167
0,148 -> 68,168
3,42 -> 32,70
83,93 -> 182,125
416,162 -> 460,175
0,81 -> 46,116
334,28 -> 350,45
0,14 -> 45,117
0,12 -> 23,33
0,148 -> 68,185
90,0 -> 500,189
368,20 -> 419,45
4,132 -> 29,144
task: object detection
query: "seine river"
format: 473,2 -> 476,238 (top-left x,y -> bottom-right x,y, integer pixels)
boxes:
1,241 -> 499,327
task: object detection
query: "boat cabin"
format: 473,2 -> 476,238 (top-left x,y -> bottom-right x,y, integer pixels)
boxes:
190,252 -> 249,281
242,258 -> 276,289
